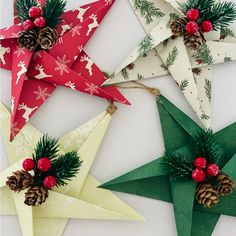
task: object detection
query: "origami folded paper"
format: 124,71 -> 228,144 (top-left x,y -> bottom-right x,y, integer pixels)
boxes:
0,0 -> 129,140
104,0 -> 236,129
0,103 -> 144,236
101,95 -> 236,236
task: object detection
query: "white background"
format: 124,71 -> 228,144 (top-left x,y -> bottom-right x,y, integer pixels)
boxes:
1,0 -> 236,235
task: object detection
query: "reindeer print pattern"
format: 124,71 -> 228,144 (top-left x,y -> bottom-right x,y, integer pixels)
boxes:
16,61 -> 27,84
76,6 -> 91,22
0,44 -> 10,65
34,64 -> 53,80
80,55 -> 94,76
18,103 -> 38,122
86,14 -> 98,36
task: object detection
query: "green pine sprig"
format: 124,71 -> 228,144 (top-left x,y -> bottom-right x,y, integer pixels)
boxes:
178,0 -> 236,30
42,0 -> 66,28
191,129 -> 223,165
133,0 -> 164,25
16,0 -> 38,22
138,35 -> 154,57
164,46 -> 179,69
161,151 -> 194,181
33,135 -> 59,163
49,151 -> 82,187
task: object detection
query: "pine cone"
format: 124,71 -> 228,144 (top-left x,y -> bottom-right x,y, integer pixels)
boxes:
196,183 -> 219,208
6,170 -> 33,192
183,31 -> 206,50
38,27 -> 58,50
18,29 -> 38,51
217,173 -> 235,196
24,186 -> 49,206
169,18 -> 187,37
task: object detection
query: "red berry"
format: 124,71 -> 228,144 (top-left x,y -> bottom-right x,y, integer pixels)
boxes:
34,17 -> 46,28
192,168 -> 206,182
186,21 -> 199,34
37,158 -> 51,172
23,19 -> 35,30
194,157 -> 207,169
43,176 -> 57,189
29,6 -> 42,19
201,20 -> 213,33
22,158 -> 35,171
207,164 -> 219,176
186,8 -> 199,21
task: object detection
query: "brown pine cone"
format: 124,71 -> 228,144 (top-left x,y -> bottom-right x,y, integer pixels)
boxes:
18,29 -> 38,51
6,170 -> 33,192
38,27 -> 58,50
196,183 -> 219,208
169,18 -> 187,37
183,31 -> 206,50
217,173 -> 235,196
24,185 -> 49,206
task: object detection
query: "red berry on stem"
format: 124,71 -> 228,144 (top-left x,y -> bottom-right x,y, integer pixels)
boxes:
186,21 -> 199,34
43,176 -> 57,189
34,17 -> 46,28
186,8 -> 199,21
201,20 -> 213,33
207,164 -> 219,176
194,157 -> 207,169
29,6 -> 42,19
23,19 -> 35,30
192,168 -> 206,182
22,158 -> 35,171
37,158 -> 51,172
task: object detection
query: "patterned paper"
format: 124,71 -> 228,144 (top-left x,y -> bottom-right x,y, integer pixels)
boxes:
0,0 -> 130,140
0,103 -> 144,236
104,0 -> 236,129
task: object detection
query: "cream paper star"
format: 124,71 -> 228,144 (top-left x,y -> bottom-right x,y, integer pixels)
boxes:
0,103 -> 144,236
104,0 -> 236,129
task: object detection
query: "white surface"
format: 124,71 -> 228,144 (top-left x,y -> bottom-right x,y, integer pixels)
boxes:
1,0 -> 236,235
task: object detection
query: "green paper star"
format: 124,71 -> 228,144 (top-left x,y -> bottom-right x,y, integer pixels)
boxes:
100,95 -> 236,236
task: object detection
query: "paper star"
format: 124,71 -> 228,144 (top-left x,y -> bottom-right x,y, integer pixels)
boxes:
0,0 -> 129,140
101,95 -> 236,236
0,103 -> 143,236
105,0 -> 236,129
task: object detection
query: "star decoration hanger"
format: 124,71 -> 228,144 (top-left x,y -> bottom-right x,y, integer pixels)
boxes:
0,103 -> 143,236
104,0 -> 236,129
101,95 -> 236,236
0,0 -> 130,141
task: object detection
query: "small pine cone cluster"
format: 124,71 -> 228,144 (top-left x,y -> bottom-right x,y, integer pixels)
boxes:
24,186 -> 49,206
169,18 -> 187,37
217,174 -> 235,196
18,27 -> 57,51
196,183 -> 219,208
38,27 -> 58,50
18,29 -> 38,51
183,31 -> 206,50
6,170 -> 33,192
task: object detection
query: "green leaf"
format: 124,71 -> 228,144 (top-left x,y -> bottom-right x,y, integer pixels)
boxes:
164,46 -> 179,69
137,73 -> 144,80
133,0 -> 164,24
201,113 -> 210,120
138,35 -> 154,57
204,79 -> 212,102
16,0 -> 38,22
179,79 -> 189,91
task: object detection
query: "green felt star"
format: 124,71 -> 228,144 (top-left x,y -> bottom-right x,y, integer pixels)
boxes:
100,95 -> 236,236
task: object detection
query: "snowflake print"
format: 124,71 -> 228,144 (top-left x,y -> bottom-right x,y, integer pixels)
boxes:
54,55 -> 70,76
65,81 -> 76,90
13,46 -> 26,57
33,51 -> 42,60
11,122 -> 20,138
105,0 -> 113,5
71,25 -> 82,37
33,86 -> 50,102
84,82 -> 100,95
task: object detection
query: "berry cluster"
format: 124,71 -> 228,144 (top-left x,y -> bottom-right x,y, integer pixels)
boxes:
192,156 -> 219,182
23,157 -> 56,188
185,8 -> 213,34
23,6 -> 46,30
